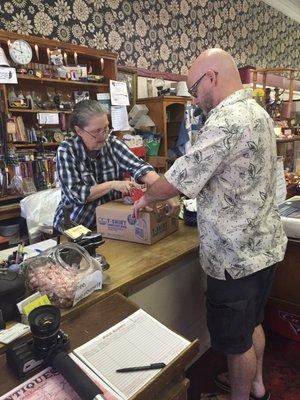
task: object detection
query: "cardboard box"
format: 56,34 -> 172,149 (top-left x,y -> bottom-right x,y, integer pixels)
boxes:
96,201 -> 179,244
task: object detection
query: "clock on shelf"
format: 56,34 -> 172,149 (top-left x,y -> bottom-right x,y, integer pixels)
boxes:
9,39 -> 33,65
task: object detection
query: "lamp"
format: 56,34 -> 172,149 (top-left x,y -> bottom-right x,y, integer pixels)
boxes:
0,46 -> 10,67
135,115 -> 155,129
176,81 -> 190,97
128,104 -> 148,125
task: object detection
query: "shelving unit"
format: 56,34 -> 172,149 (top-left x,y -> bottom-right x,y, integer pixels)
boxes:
136,96 -> 191,171
16,74 -> 109,87
8,108 -> 72,114
0,30 -> 118,219
252,67 -> 300,176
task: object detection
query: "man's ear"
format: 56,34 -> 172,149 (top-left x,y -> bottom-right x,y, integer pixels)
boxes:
207,69 -> 217,84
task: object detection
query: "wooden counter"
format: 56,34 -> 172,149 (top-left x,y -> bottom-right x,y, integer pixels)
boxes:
0,293 -> 199,399
0,222 -> 200,354
61,221 -> 199,317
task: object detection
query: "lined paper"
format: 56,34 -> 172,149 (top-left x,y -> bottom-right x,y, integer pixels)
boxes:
73,309 -> 190,399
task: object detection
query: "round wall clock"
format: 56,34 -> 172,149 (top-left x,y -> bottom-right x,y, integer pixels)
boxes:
9,40 -> 33,65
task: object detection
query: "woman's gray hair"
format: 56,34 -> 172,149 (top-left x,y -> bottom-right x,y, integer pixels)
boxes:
69,100 -> 107,130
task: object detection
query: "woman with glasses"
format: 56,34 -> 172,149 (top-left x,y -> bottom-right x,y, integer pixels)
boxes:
53,99 -> 177,232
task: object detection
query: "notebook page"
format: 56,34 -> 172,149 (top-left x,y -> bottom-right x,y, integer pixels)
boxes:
73,309 -> 190,399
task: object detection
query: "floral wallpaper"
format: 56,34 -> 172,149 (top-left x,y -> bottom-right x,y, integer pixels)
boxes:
0,0 -> 299,75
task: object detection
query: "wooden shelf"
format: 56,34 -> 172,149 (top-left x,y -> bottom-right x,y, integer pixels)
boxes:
0,194 -> 23,201
276,136 -> 300,143
12,142 -> 59,149
0,203 -> 21,221
8,108 -> 72,114
0,30 -> 118,220
16,74 -> 108,88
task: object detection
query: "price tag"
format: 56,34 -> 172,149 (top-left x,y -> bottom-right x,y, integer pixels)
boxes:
63,225 -> 91,240
23,295 -> 51,316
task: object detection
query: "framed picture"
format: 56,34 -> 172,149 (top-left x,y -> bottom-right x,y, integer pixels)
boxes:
117,67 -> 137,109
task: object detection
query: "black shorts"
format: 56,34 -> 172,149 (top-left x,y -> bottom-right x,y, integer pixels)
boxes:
206,264 -> 277,355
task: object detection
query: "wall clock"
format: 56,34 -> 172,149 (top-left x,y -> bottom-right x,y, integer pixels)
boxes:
9,40 -> 33,65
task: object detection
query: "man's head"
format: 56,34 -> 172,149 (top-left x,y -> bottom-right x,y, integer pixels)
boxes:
70,100 -> 110,152
187,48 -> 243,114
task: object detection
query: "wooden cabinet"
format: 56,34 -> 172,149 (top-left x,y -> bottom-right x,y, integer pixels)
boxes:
276,136 -> 300,174
136,96 -> 191,170
0,30 -> 117,210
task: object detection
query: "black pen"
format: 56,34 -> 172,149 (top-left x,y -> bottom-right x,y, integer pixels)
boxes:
116,362 -> 166,373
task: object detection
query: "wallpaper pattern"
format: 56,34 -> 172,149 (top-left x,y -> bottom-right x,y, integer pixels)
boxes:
0,0 -> 299,74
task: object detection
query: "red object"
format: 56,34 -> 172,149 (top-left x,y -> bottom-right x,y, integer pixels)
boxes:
130,146 -> 146,157
130,187 -> 144,201
0,236 -> 9,250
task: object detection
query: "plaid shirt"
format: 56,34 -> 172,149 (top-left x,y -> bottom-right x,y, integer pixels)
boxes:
53,135 -> 154,232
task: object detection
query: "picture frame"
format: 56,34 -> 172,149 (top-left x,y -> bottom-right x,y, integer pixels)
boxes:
117,67 -> 137,109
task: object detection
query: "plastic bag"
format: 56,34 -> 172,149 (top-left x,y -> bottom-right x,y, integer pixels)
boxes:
21,243 -> 102,308
20,188 -> 61,243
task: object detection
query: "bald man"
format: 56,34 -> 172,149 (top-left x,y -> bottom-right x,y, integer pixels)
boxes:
133,49 -> 287,400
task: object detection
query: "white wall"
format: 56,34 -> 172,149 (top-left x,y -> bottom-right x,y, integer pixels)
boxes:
129,251 -> 210,358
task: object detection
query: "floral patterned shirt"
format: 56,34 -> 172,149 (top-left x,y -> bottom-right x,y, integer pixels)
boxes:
165,89 -> 287,280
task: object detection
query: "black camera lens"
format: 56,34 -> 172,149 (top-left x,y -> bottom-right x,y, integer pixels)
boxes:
28,305 -> 61,353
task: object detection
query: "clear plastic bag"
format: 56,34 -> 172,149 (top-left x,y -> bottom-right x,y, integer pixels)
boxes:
21,243 -> 102,308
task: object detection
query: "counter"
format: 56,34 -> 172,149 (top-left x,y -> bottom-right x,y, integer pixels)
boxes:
0,293 -> 199,399
1,222 -> 210,355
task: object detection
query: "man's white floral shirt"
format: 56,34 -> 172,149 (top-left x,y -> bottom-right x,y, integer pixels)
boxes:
165,89 -> 287,280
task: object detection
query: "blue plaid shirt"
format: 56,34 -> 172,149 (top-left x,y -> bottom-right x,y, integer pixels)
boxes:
53,135 -> 154,232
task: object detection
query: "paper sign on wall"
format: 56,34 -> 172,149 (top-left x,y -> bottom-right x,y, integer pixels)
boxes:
37,113 -> 59,125
110,80 -> 130,106
111,106 -> 130,131
0,67 -> 17,84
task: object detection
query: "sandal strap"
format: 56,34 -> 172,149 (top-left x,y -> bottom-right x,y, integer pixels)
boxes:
200,394 -> 224,400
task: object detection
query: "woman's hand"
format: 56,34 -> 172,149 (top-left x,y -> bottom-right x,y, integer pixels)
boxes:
111,180 -> 138,196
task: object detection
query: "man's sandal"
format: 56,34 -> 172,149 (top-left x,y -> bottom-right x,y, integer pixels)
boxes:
214,373 -> 271,400
200,394 -> 228,400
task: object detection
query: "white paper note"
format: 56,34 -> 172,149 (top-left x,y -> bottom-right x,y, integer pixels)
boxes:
0,323 -> 30,344
276,157 -> 287,205
37,113 -> 59,125
110,80 -> 130,106
73,270 -> 102,306
0,67 -> 18,84
111,106 -> 130,131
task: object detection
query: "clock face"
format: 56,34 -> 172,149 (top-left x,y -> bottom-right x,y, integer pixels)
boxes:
9,40 -> 33,65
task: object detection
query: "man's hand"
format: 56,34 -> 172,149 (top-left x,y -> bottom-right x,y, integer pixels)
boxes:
165,197 -> 180,216
133,195 -> 151,219
133,176 -> 180,219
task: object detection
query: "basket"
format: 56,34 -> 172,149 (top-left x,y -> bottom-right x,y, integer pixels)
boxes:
146,140 -> 161,156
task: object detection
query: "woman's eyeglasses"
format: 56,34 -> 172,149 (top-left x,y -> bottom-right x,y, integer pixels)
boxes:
80,126 -> 113,139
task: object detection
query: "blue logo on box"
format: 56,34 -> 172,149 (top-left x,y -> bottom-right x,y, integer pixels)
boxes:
127,215 -> 136,225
